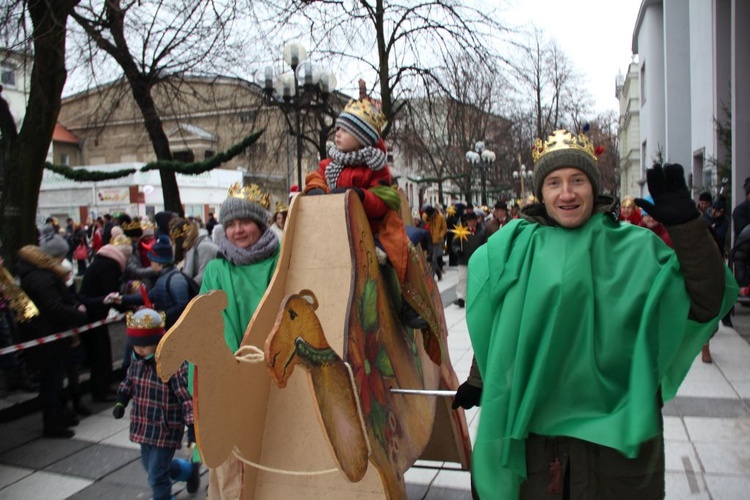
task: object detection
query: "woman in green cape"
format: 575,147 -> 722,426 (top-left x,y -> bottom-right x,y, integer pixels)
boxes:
194,182 -> 280,499
454,129 -> 737,499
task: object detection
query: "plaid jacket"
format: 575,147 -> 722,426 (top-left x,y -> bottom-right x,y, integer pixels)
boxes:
118,358 -> 193,449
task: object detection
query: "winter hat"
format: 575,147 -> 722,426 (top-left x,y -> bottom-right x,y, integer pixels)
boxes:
336,98 -> 386,147
126,307 -> 166,346
219,182 -> 271,229
494,200 -> 508,211
39,224 -> 69,258
699,192 -> 713,203
532,129 -> 601,200
640,196 -> 654,216
147,235 -> 174,264
154,211 -> 177,237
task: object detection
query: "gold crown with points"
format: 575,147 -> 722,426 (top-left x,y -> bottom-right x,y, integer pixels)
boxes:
275,201 -> 288,214
531,129 -> 597,163
342,98 -> 387,135
121,220 -> 142,231
126,309 -> 166,329
111,234 -> 132,246
227,182 -> 270,209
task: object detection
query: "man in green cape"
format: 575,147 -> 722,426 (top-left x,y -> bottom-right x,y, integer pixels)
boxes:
454,129 -> 737,499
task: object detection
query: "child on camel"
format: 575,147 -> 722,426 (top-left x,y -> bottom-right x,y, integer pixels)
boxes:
303,97 -> 443,364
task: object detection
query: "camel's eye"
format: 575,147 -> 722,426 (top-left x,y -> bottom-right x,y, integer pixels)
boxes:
288,308 -> 298,320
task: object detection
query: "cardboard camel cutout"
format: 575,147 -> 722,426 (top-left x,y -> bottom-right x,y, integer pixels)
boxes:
157,190 -> 471,499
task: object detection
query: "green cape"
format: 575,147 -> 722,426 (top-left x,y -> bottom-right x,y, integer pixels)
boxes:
188,250 -> 279,392
466,214 -> 736,498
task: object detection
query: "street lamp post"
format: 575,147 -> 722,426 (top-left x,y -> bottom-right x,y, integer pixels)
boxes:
512,153 -> 534,200
262,42 -> 338,190
465,141 -> 496,206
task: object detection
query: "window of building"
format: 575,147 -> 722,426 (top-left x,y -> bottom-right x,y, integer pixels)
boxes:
639,63 -> 646,105
60,153 -> 70,166
173,150 -> 195,163
204,150 -> 215,159
1,65 -> 16,88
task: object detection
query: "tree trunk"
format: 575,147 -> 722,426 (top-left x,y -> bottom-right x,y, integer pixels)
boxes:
0,0 -> 80,265
126,77 -> 183,215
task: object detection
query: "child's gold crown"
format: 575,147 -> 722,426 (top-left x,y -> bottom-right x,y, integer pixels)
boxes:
227,182 -> 270,209
342,98 -> 387,135
531,129 -> 597,163
126,309 -> 166,329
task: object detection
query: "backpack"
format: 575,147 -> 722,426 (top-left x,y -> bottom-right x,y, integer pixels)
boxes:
165,269 -> 201,300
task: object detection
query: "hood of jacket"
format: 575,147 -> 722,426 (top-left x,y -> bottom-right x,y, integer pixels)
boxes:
16,245 -> 68,281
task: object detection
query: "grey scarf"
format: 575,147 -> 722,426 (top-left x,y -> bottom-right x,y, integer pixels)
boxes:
218,227 -> 278,265
325,145 -> 387,189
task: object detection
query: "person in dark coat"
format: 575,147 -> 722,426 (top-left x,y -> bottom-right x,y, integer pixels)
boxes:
78,238 -> 133,402
17,226 -> 87,438
450,211 -> 487,308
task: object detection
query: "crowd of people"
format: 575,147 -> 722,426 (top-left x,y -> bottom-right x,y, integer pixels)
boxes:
0,112 -> 744,498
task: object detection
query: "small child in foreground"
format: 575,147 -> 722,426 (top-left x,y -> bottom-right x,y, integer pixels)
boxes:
113,307 -> 199,499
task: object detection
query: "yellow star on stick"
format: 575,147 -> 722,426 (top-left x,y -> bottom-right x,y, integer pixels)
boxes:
450,222 -> 472,251
446,205 -> 456,217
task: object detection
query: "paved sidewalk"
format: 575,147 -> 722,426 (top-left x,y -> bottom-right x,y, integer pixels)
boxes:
2,266 -> 750,499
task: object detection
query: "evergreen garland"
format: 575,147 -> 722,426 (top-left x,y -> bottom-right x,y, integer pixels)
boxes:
45,162 -> 136,181
43,128 -> 265,181
140,129 -> 264,174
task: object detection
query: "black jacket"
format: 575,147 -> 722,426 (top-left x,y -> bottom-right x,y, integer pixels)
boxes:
78,254 -> 124,321
16,245 -> 87,342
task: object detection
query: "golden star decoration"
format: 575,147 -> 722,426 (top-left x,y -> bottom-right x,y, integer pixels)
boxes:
446,205 -> 456,217
450,222 -> 472,250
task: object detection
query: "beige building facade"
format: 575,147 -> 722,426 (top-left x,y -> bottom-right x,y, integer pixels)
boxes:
58,75 -> 329,202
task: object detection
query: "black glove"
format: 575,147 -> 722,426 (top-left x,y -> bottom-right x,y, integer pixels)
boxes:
635,163 -> 700,225
112,403 -> 125,419
451,382 -> 482,410
306,188 -> 325,196
187,424 -> 196,445
330,186 -> 365,201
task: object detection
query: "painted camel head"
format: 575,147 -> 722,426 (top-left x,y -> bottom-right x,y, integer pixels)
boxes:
265,289 -> 337,387
156,290 -> 228,382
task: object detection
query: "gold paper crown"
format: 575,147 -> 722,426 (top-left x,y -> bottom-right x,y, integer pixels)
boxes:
111,234 -> 132,246
275,201 -> 288,214
121,220 -> 142,231
141,221 -> 155,231
531,129 -> 597,164
342,98 -> 387,135
227,182 -> 270,209
169,223 -> 191,241
126,309 -> 166,329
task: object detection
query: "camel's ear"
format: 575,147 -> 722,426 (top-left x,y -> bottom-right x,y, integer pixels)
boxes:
298,289 -> 318,310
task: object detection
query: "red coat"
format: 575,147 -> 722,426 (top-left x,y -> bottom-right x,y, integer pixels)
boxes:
315,139 -> 391,220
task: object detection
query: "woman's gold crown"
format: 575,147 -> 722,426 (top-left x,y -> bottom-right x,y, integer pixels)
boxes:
343,98 -> 387,135
111,234 -> 132,246
227,182 -> 270,209
121,220 -> 142,231
531,129 -> 597,163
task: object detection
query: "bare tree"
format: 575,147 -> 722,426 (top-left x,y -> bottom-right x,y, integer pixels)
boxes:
70,0 -> 241,214
395,51 -> 510,204
0,0 -> 80,263
248,0 -> 509,140
508,29 -> 591,140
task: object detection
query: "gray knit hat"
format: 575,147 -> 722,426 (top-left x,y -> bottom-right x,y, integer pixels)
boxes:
532,129 -> 601,200
39,224 -> 69,258
219,196 -> 269,230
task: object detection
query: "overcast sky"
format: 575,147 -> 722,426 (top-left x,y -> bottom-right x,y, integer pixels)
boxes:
502,0 -> 643,114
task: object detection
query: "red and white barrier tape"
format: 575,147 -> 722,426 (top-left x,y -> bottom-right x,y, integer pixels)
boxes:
0,313 -> 126,357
